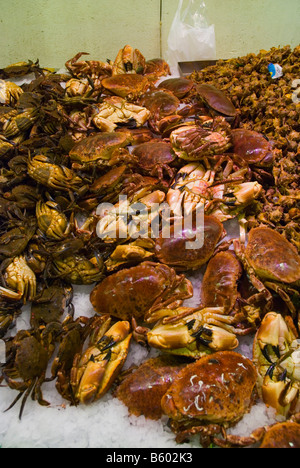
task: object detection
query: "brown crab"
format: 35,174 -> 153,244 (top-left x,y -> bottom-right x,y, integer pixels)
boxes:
196,83 -> 237,123
68,130 -> 134,171
143,58 -> 171,83
131,139 -> 178,179
234,226 -> 300,316
161,350 -> 257,447
258,420 -> 300,448
154,214 -> 224,272
170,117 -> 232,161
101,74 -> 151,100
231,128 -> 275,168
157,77 -> 195,99
90,261 -> 193,322
114,355 -> 187,420
138,89 -> 191,135
201,251 -> 242,314
65,52 -> 112,96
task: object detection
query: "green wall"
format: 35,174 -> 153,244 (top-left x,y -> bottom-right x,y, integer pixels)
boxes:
0,0 -> 300,69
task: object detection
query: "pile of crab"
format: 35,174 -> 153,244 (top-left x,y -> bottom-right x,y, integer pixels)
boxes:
0,45 -> 299,448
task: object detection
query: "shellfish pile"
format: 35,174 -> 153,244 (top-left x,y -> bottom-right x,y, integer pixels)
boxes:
0,44 -> 299,448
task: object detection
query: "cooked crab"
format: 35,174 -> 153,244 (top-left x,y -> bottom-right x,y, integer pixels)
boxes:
161,350 -> 257,446
234,226 -> 300,315
90,261 -> 193,322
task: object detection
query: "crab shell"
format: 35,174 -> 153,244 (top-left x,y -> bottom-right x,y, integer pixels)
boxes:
196,83 -> 237,118
158,78 -> 195,99
68,131 -> 132,167
201,251 -> 243,313
143,58 -> 171,83
231,128 -> 275,167
245,227 -> 300,285
161,350 -> 257,425
131,140 -> 177,177
90,261 -> 193,321
154,215 -> 224,271
259,422 -> 300,448
115,355 -> 187,420
101,74 -> 151,100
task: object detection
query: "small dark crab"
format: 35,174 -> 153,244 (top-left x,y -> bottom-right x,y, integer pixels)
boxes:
0,328 -> 54,419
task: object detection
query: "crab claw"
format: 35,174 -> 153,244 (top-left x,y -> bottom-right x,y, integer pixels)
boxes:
147,307 -> 239,358
71,321 -> 132,404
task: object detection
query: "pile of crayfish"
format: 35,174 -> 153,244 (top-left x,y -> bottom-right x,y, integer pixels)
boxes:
0,44 -> 299,448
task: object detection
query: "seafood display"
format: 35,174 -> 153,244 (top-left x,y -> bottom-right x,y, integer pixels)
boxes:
0,43 -> 299,449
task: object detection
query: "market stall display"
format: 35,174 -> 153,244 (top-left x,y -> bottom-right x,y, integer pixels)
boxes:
0,44 -> 299,448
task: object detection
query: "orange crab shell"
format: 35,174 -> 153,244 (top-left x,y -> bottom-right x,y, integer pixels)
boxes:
115,355 -> 187,420
231,128 -> 275,167
161,351 -> 257,424
101,74 -> 151,99
158,77 -> 195,99
90,261 -> 193,321
201,251 -> 243,313
154,215 -> 224,271
246,227 -> 300,284
259,421 -> 300,448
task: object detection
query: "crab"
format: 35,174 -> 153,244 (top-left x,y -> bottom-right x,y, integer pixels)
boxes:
157,77 -> 195,99
36,200 -> 72,241
3,184 -> 41,210
68,130 -> 135,170
231,128 -> 276,168
91,96 -> 150,132
104,239 -> 156,272
30,281 -> 74,328
90,261 -> 193,322
253,311 -> 300,417
111,45 -> 146,75
258,420 -> 300,448
0,328 -> 53,419
65,52 -> 112,96
0,80 -> 23,105
131,139 -> 178,179
145,306 -> 242,358
114,355 -> 187,420
143,58 -> 171,83
233,226 -> 300,316
71,318 -> 132,404
196,83 -> 237,123
27,154 -> 84,193
201,251 -> 242,313
154,214 -> 224,272
96,187 -> 166,243
138,89 -> 193,135
50,252 -> 104,285
101,74 -> 151,100
50,314 -> 94,403
0,59 -> 42,79
0,218 -> 37,259
2,256 -> 36,303
0,295 -> 23,338
166,161 -> 261,221
161,350 -> 257,446
170,117 -> 232,161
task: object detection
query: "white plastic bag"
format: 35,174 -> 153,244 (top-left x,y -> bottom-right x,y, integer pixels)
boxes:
166,0 -> 216,75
